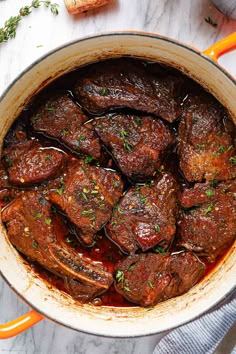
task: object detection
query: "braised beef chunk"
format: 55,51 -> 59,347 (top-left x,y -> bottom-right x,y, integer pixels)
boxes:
49,161 -> 123,246
178,180 -> 236,262
106,172 -> 178,253
31,93 -> 103,161
178,94 -> 236,182
3,140 -> 67,186
93,114 -> 174,180
2,191 -> 113,298
114,251 -> 205,307
74,59 -> 184,122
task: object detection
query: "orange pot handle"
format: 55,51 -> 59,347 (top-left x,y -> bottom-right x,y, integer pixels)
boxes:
0,310 -> 44,339
203,32 -> 236,62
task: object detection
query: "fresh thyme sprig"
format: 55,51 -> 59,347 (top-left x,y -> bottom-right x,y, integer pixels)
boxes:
0,1 -> 59,43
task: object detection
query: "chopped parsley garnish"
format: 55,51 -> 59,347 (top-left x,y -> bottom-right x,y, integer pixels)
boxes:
197,144 -> 204,153
120,128 -> 129,139
229,156 -> 236,166
61,128 -> 68,136
218,146 -> 225,153
204,202 -> 214,215
77,135 -> 85,142
128,263 -> 136,271
227,145 -> 233,151
6,158 -> 13,167
116,270 -> 124,283
81,210 -> 93,216
34,212 -> 43,219
124,286 -> 131,292
46,106 -> 54,112
45,218 -> 52,225
32,240 -> 38,249
210,179 -> 218,188
154,224 -> 160,233
100,87 -> 109,96
135,117 -> 142,126
140,195 -> 147,204
81,192 -> 88,200
123,140 -> 133,152
205,189 -> 213,198
148,280 -> 154,288
84,155 -> 94,164
152,245 -> 166,255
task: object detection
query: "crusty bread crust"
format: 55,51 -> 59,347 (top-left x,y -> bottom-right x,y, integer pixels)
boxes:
64,0 -> 112,14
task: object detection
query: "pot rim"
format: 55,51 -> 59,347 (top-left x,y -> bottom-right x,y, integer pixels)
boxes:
0,31 -> 235,338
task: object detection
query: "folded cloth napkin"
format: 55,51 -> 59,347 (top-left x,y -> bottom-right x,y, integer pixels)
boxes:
153,292 -> 236,354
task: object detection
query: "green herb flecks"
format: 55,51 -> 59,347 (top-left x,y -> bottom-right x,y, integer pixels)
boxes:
46,106 -> 54,112
210,179 -> 218,188
116,270 -> 124,283
148,280 -> 154,288
56,181 -> 65,195
77,135 -> 85,142
154,224 -> 160,233
197,144 -> 204,153
152,245 -> 166,255
32,240 -> 39,249
205,189 -> 213,198
84,155 -> 94,164
204,202 -> 214,215
100,87 -> 109,96
119,128 -> 133,152
218,146 -> 225,153
229,156 -> 236,166
45,218 -> 52,225
123,140 -> 133,152
81,210 -> 93,217
0,1 -> 59,44
124,286 -> 131,292
135,117 -> 142,126
34,212 -> 43,219
128,263 -> 136,271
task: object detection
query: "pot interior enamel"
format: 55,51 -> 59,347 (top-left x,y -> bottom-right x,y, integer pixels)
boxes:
0,32 -> 235,337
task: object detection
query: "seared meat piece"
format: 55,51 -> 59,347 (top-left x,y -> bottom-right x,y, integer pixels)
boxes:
3,140 -> 67,186
74,59 -> 184,122
106,172 -> 178,253
31,93 -> 103,160
114,251 -> 205,307
178,94 -> 236,182
49,161 -> 123,246
2,191 -> 113,300
94,114 -> 174,180
178,180 -> 236,262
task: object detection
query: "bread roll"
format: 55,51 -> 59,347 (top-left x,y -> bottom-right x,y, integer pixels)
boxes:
64,0 -> 112,14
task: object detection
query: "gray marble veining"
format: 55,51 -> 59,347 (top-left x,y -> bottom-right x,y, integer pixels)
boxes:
0,0 -> 235,352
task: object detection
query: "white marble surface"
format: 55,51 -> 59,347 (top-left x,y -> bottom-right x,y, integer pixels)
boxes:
0,0 -> 235,353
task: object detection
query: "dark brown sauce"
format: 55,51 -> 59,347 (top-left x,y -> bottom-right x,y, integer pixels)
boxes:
1,57 -> 233,307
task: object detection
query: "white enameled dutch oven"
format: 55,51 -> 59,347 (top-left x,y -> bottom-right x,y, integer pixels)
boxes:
0,32 -> 235,339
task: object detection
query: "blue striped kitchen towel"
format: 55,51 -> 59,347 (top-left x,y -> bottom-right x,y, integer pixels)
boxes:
153,293 -> 236,354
